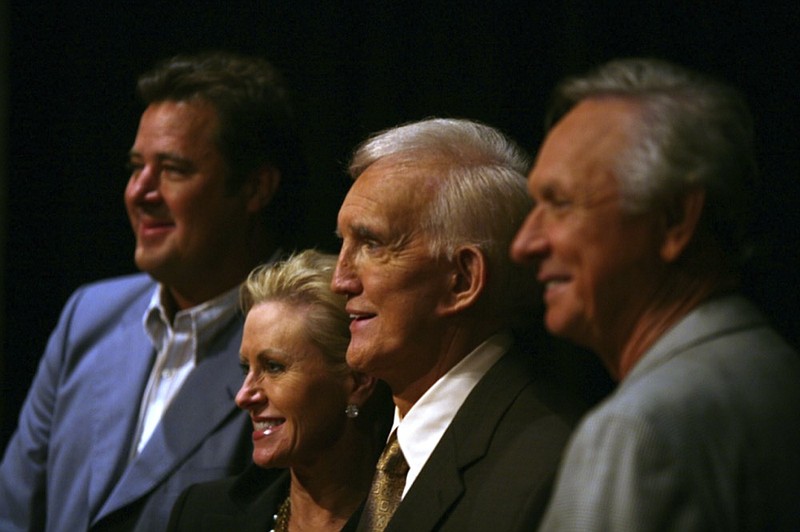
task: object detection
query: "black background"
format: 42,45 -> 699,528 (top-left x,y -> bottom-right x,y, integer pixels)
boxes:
2,2 -> 799,447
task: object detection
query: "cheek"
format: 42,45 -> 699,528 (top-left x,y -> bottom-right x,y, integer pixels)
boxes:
294,384 -> 347,435
169,194 -> 223,243
159,187 -> 192,217
553,217 -> 615,274
539,218 -> 576,262
580,229 -> 657,300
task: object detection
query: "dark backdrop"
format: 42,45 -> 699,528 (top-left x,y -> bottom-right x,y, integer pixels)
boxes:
2,2 -> 798,447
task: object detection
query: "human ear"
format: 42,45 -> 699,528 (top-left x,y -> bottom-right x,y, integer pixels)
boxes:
346,372 -> 378,407
245,165 -> 281,214
660,188 -> 705,262
439,245 -> 486,316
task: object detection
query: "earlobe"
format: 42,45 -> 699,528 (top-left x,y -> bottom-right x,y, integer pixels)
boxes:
660,188 -> 705,262
347,372 -> 378,407
246,166 -> 281,214
440,246 -> 486,315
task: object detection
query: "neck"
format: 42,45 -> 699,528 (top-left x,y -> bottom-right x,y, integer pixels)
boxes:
609,262 -> 737,381
165,277 -> 239,318
164,239 -> 276,318
392,321 -> 501,417
287,426 -> 377,530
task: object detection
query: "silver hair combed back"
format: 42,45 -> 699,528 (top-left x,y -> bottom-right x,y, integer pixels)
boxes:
547,57 -> 756,262
348,117 -> 535,319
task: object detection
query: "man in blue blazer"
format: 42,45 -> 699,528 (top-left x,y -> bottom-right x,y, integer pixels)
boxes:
332,118 -> 586,531
511,57 -> 800,530
0,51 -> 306,531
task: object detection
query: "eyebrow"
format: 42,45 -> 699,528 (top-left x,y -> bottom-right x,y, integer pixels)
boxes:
336,221 -> 379,241
352,223 -> 379,241
239,347 -> 291,366
128,150 -> 194,168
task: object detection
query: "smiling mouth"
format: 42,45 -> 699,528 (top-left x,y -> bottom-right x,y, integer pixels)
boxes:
137,220 -> 175,238
254,419 -> 285,435
143,220 -> 174,228
349,314 -> 376,321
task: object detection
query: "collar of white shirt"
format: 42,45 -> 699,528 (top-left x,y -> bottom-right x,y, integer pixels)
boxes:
131,283 -> 241,457
393,330 -> 512,497
144,283 -> 241,359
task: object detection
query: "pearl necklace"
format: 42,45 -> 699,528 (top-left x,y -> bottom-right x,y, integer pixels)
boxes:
270,496 -> 291,532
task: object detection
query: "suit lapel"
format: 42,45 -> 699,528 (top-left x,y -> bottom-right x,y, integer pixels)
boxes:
193,469 -> 285,532
387,346 -> 533,530
386,430 -> 463,530
97,315 -> 245,517
88,292 -> 155,518
239,469 -> 291,532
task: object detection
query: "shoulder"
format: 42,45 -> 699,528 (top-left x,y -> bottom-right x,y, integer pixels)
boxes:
168,476 -> 241,531
71,273 -> 155,303
64,273 -> 155,314
617,299 -> 800,432
169,467 -> 288,531
55,273 -> 155,335
559,310 -> 800,483
482,343 -> 583,434
451,344 -> 575,489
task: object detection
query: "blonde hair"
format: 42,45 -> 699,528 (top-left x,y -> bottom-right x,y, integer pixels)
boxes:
241,250 -> 350,373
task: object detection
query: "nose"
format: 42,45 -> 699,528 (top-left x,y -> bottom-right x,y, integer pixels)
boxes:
330,248 -> 361,296
235,373 -> 266,411
510,207 -> 549,264
125,164 -> 161,203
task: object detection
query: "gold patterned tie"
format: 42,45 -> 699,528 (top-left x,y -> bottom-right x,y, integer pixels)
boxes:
360,431 -> 409,531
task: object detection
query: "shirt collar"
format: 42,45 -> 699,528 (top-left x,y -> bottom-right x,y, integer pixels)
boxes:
394,330 -> 512,495
143,283 -> 241,360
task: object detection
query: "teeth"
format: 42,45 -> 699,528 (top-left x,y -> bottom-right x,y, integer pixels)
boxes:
254,420 -> 284,431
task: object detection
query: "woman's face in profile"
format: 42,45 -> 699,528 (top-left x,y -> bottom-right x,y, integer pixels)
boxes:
236,300 -> 353,469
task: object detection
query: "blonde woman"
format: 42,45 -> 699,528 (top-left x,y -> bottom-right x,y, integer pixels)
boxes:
169,250 -> 392,531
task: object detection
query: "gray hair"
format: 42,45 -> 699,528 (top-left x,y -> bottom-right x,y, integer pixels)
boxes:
547,58 -> 756,262
349,118 -> 535,318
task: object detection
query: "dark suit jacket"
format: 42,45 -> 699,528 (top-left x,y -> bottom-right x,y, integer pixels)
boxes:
374,344 -> 577,531
168,466 -> 361,532
0,274 -> 252,532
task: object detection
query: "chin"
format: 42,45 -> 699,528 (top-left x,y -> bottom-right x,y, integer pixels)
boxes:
345,347 -> 373,373
252,451 -> 283,470
545,310 -> 578,339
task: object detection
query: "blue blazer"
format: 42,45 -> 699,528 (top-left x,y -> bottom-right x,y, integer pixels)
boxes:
0,273 -> 252,531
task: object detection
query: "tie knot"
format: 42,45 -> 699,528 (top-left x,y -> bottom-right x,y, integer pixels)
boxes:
377,431 -> 409,476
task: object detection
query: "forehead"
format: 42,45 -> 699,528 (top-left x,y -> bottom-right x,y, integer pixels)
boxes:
338,158 -> 436,230
242,300 -> 310,349
530,97 -> 641,193
133,100 -> 220,152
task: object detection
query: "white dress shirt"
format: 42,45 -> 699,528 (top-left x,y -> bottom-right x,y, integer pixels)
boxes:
394,331 -> 511,497
130,284 -> 241,458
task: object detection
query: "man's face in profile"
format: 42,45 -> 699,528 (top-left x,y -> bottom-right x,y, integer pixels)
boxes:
511,98 -> 664,354
332,161 -> 454,391
125,99 -> 256,301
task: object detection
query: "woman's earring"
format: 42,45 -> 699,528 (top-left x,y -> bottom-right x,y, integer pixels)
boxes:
345,404 -> 360,418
